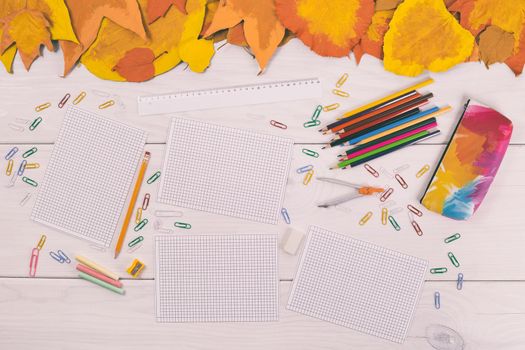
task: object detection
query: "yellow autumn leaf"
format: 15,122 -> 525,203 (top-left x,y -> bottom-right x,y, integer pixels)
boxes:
0,44 -> 17,72
179,38 -> 215,72
383,0 -> 474,76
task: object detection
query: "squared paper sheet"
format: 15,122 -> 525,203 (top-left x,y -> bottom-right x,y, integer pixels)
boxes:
155,234 -> 279,322
158,118 -> 293,224
287,226 -> 428,343
31,107 -> 147,247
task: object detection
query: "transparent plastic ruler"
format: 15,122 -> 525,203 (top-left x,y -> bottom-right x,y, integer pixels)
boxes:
137,78 -> 321,116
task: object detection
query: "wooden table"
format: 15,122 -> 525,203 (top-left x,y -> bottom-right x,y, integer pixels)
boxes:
1,41 -> 524,349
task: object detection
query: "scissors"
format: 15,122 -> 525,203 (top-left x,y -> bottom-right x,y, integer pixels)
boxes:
317,177 -> 384,208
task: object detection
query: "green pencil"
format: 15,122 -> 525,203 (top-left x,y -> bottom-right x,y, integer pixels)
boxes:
78,272 -> 125,295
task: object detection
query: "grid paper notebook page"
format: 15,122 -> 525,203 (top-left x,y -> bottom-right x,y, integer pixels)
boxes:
158,118 -> 293,224
31,107 -> 147,247
155,234 -> 279,322
287,226 -> 428,343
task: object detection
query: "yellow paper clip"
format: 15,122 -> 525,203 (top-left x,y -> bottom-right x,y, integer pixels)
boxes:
35,102 -> 51,112
127,259 -> 145,278
381,208 -> 388,225
98,100 -> 115,109
303,169 -> 314,185
416,164 -> 430,178
336,73 -> 348,88
25,163 -> 40,169
135,207 -> 143,224
37,234 -> 47,250
323,103 -> 340,112
332,89 -> 349,97
73,91 -> 86,105
6,159 -> 13,176
359,211 -> 373,225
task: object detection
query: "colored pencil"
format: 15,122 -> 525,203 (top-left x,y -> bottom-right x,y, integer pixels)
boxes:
78,272 -> 125,295
76,264 -> 123,288
75,255 -> 120,281
114,151 -> 150,258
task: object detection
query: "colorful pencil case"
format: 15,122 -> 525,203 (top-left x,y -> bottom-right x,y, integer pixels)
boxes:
420,100 -> 513,220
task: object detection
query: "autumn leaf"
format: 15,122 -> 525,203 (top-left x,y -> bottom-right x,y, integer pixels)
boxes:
374,0 -> 401,11
478,26 -> 515,67
61,0 -> 147,76
113,47 -> 156,81
275,0 -> 374,57
147,0 -> 187,24
202,0 -> 285,72
353,9 -> 394,64
227,23 -> 248,47
0,45 -> 17,72
383,0 -> 474,76
200,0 -> 227,42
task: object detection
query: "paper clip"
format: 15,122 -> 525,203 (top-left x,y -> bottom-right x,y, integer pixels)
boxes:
303,119 -> 321,128
8,123 -> 24,132
388,215 -> 401,231
147,171 -> 161,184
448,252 -> 460,267
49,251 -> 65,263
336,73 -> 348,88
296,165 -> 313,174
35,102 -> 51,112
29,117 -> 43,131
379,166 -> 395,179
22,147 -> 37,158
134,218 -> 148,231
364,163 -> 379,177
434,292 -> 440,309
174,222 -> 192,229
323,103 -> 340,112
380,200 -> 396,209
128,240 -> 144,253
17,160 -> 27,176
457,273 -> 464,290
302,148 -> 319,158
409,213 -> 423,236
5,146 -> 18,160
390,207 -> 403,215
128,235 -> 144,248
37,235 -> 46,250
98,100 -> 115,109
359,211 -> 373,225
7,172 -> 18,187
311,105 -> 322,121
444,233 -> 461,243
15,118 -> 30,124
57,250 -> 71,263
22,176 -> 38,187
281,208 -> 291,224
395,174 -> 408,189
73,91 -> 86,105
303,170 -> 314,185
135,207 -> 143,224
58,93 -> 71,108
19,193 -> 32,206
142,193 -> 150,210
154,210 -> 183,217
332,89 -> 349,97
6,159 -> 13,176
416,164 -> 430,178
381,208 -> 388,225
89,244 -> 106,252
393,164 -> 410,173
29,248 -> 39,277
154,220 -> 175,234
380,188 -> 394,202
407,204 -> 423,217
430,267 -> 448,274
25,163 -> 39,169
270,120 -> 287,129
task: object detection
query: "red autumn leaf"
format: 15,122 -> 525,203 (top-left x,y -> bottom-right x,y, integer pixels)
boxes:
147,0 -> 187,24
113,47 -> 156,82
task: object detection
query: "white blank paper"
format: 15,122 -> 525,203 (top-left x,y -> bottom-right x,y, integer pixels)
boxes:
287,226 -> 428,343
31,107 -> 147,247
155,234 -> 279,322
158,118 -> 293,224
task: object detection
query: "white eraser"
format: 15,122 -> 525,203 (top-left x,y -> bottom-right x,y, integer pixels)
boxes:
281,228 -> 305,255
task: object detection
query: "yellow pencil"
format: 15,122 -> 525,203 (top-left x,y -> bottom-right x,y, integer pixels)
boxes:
114,151 -> 150,258
75,255 -> 120,281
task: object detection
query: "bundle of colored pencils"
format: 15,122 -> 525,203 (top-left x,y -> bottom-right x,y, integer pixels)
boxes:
320,78 -> 450,169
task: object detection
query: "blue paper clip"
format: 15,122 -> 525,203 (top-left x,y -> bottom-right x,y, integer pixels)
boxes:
49,251 -> 65,263
434,291 -> 440,309
457,273 -> 464,290
57,250 -> 71,264
281,208 -> 291,224
5,146 -> 18,160
17,160 -> 27,176
296,165 -> 314,174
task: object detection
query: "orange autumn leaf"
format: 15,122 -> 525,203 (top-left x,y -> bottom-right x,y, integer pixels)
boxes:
353,9 -> 394,64
275,0 -> 374,57
147,0 -> 187,24
478,25 -> 515,67
61,0 -> 147,76
202,0 -> 285,72
383,0 -> 474,76
227,22 -> 248,47
113,47 -> 156,81
200,0 -> 227,42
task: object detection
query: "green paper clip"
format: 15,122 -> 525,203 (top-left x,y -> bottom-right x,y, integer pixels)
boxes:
311,105 -> 322,121
22,147 -> 38,158
303,120 -> 321,128
448,252 -> 460,267
302,148 -> 319,158
134,218 -> 148,231
174,222 -> 191,229
444,233 -> 461,243
22,176 -> 38,187
128,236 -> 144,248
430,267 -> 448,274
388,215 -> 401,231
147,171 -> 161,184
29,117 -> 43,131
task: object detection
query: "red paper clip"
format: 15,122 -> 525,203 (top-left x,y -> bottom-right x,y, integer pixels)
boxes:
395,174 -> 408,189
29,248 -> 39,277
407,204 -> 423,217
380,188 -> 394,202
58,93 -> 71,108
270,120 -> 287,129
364,163 -> 379,177
411,220 -> 423,236
142,193 -> 150,210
